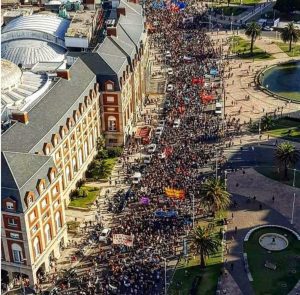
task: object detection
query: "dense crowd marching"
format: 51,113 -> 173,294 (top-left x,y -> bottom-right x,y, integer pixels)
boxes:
39,1 -> 245,294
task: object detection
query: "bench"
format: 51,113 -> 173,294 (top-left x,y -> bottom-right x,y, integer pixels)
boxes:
265,261 -> 277,270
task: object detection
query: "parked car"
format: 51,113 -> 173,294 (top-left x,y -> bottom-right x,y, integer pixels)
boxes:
167,68 -> 173,75
147,144 -> 157,153
263,26 -> 273,31
158,119 -> 166,127
143,155 -> 152,164
166,84 -> 174,92
173,118 -> 181,128
99,228 -> 111,242
155,126 -> 164,137
165,50 -> 171,58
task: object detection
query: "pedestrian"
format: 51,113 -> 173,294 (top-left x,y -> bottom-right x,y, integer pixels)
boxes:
235,226 -> 237,234
272,196 -> 275,203
259,204 -> 262,210
230,263 -> 234,271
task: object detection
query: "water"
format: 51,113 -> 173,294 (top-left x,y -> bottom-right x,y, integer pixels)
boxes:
261,62 -> 300,101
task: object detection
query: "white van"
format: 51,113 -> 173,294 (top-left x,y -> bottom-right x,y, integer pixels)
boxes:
131,172 -> 142,184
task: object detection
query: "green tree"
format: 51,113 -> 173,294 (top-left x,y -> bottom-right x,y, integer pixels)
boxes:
275,142 -> 300,179
190,226 -> 220,268
261,115 -> 274,131
98,160 -> 112,179
274,0 -> 299,13
201,178 -> 231,214
245,22 -> 261,55
280,22 -> 300,52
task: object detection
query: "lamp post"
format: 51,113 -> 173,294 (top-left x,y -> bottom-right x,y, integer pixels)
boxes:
162,257 -> 167,295
291,168 -> 296,224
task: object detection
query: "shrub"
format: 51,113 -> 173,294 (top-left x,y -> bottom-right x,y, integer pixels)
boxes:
98,149 -> 109,159
108,147 -> 123,158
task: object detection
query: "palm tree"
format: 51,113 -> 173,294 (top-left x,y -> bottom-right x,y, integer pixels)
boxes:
201,178 -> 231,214
275,142 -> 300,179
245,22 -> 261,55
190,226 -> 220,268
280,22 -> 300,52
261,115 -> 274,131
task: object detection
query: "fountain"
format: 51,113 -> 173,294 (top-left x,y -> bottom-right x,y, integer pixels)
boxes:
259,233 -> 289,251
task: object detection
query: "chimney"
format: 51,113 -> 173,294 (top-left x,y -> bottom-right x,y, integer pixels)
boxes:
117,7 -> 126,17
11,111 -> 29,124
107,27 -> 117,37
57,70 -> 71,80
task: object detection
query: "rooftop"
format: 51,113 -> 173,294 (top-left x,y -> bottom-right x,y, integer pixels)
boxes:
65,10 -> 98,38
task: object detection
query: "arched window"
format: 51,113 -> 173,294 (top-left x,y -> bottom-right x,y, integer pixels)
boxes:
89,133 -> 94,150
44,224 -> 51,245
84,141 -> 88,158
108,116 -> 117,131
72,157 -> 77,173
33,237 -> 41,258
12,243 -> 22,263
55,211 -> 62,231
65,166 -> 71,184
78,149 -> 83,167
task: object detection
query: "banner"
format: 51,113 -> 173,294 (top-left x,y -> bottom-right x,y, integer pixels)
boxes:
210,69 -> 218,76
165,187 -> 185,199
113,234 -> 134,247
140,197 -> 150,205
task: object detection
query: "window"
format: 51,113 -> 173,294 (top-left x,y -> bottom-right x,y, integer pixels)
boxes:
84,141 -> 89,158
28,196 -> 33,206
10,233 -> 20,239
108,116 -> 117,131
106,83 -> 113,91
65,166 -> 71,183
72,157 -> 78,173
89,133 -> 94,150
52,186 -> 58,197
78,149 -> 83,167
108,138 -> 118,144
29,211 -> 36,222
107,96 -> 115,103
33,237 -> 41,258
41,198 -> 47,209
55,211 -> 62,231
6,202 -> 14,210
50,171 -> 55,182
44,224 -> 51,245
45,146 -> 50,155
39,182 -> 46,193
8,218 -> 17,227
12,243 -> 22,263
32,225 -> 38,235
54,200 -> 59,209
55,151 -> 61,161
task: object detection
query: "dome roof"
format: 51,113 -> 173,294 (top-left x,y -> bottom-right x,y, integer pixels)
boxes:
2,14 -> 70,40
1,39 -> 66,67
1,59 -> 22,92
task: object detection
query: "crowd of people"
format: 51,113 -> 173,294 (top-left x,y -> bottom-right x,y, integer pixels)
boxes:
40,1 -> 245,294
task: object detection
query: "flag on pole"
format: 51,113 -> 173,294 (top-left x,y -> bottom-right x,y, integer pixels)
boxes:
165,187 -> 185,199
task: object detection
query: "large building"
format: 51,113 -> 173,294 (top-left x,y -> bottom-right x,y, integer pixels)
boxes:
68,0 -> 150,146
1,58 -> 102,284
1,0 -> 149,286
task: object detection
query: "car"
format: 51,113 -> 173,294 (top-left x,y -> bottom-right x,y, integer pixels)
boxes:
155,126 -> 164,137
147,144 -> 157,153
166,84 -> 174,92
98,228 -> 111,242
165,50 -> 171,58
167,68 -> 173,75
158,119 -> 166,127
263,26 -> 273,31
143,155 -> 152,164
173,118 -> 181,128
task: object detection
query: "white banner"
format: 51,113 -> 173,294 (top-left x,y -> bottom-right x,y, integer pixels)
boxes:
113,234 -> 134,247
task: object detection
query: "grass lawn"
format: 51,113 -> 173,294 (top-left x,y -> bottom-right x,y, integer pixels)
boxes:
69,186 -> 100,208
230,0 -> 261,4
229,36 -> 273,60
215,6 -> 246,16
266,118 -> 300,142
168,219 -> 223,295
276,42 -> 300,57
244,227 -> 300,295
254,166 -> 300,188
67,221 -> 80,231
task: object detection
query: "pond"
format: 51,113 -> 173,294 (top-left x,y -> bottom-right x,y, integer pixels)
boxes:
260,62 -> 300,101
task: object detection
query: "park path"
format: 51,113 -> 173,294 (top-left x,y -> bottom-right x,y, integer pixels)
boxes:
222,167 -> 300,295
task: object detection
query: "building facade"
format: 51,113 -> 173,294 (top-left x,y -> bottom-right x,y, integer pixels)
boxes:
1,58 -> 101,284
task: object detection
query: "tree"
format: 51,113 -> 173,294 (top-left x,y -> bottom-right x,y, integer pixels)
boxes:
275,142 -> 300,179
245,22 -> 261,55
280,22 -> 300,52
274,0 -> 299,14
261,115 -> 274,131
200,178 -> 231,214
190,226 -> 220,268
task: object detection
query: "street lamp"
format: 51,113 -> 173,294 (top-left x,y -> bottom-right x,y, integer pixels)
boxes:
162,257 -> 167,295
291,168 -> 296,224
